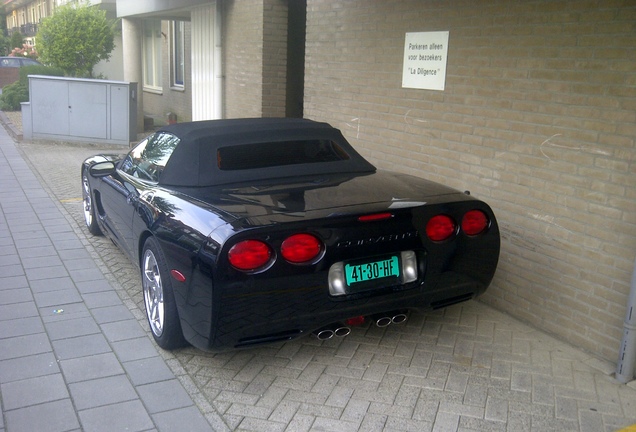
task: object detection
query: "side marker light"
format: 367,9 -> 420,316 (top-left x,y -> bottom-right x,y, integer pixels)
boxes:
171,269 -> 186,282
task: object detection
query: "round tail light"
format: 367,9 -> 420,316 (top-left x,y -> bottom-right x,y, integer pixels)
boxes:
281,233 -> 323,264
228,240 -> 273,271
426,214 -> 456,242
462,210 -> 489,236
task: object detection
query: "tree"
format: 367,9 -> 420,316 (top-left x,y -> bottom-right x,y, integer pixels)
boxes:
36,2 -> 115,77
0,6 -> 11,54
9,32 -> 24,53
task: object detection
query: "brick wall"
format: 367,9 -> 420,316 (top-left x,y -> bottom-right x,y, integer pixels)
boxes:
223,0 -> 288,118
0,67 -> 20,89
223,0 -> 265,118
261,0 -> 288,117
304,0 -> 636,361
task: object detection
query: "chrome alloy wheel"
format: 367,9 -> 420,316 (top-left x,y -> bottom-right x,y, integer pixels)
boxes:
82,174 -> 93,227
143,249 -> 165,337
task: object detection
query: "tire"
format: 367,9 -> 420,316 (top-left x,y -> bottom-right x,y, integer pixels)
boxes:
82,170 -> 103,236
141,237 -> 187,350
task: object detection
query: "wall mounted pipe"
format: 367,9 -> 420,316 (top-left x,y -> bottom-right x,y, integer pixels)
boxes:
616,256 -> 636,384
214,0 -> 223,119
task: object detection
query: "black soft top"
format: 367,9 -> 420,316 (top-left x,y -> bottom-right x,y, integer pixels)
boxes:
157,118 -> 376,187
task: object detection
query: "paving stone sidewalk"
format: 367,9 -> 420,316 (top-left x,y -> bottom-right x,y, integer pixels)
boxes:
0,123 -> 215,431
1,113 -> 635,431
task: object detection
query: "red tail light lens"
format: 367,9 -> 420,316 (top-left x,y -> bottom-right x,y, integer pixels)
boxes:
228,240 -> 273,271
426,215 -> 456,241
462,210 -> 489,236
281,233 -> 323,264
345,316 -> 366,326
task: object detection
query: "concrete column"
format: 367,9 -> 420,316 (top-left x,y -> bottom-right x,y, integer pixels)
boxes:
122,18 -> 144,135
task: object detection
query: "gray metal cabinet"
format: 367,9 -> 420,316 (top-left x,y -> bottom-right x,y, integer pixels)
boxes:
22,75 -> 137,146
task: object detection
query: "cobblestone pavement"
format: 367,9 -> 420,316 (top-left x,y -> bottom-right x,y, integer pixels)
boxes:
0,129 -> 213,432
9,124 -> 636,431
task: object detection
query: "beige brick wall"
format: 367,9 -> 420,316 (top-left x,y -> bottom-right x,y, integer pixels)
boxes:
304,0 -> 636,361
223,0 -> 288,118
261,0 -> 288,117
224,0 -> 264,118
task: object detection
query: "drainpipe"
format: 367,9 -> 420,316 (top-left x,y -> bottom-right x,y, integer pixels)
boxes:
616,256 -> 636,384
214,0 -> 223,119
121,18 -> 144,134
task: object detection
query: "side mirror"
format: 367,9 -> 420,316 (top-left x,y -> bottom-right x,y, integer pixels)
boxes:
89,161 -> 116,177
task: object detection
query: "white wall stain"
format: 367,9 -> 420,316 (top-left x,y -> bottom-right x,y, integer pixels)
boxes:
528,212 -> 573,235
404,109 -> 429,126
345,117 -> 360,139
539,134 -> 612,160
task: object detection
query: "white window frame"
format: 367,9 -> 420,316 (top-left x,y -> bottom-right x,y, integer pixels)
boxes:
143,20 -> 163,92
171,21 -> 185,90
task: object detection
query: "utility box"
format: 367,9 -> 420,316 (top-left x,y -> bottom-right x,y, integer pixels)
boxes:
22,75 -> 137,146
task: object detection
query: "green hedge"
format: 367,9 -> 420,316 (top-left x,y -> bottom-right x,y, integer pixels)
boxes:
0,82 -> 28,111
18,64 -> 65,85
0,65 -> 65,111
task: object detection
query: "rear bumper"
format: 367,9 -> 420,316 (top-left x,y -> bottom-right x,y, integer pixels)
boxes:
176,199 -> 500,352
185,271 -> 489,352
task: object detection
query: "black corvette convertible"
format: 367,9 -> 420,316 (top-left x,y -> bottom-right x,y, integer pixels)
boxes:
81,118 -> 500,351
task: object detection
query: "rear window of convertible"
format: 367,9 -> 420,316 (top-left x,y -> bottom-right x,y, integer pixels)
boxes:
217,140 -> 350,171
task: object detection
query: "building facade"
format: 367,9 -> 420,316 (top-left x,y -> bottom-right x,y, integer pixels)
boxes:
4,0 -> 116,45
116,0 -> 303,129
3,0 -> 123,80
4,0 -> 53,46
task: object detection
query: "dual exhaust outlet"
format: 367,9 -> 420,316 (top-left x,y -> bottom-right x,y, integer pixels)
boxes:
373,311 -> 408,327
313,311 -> 408,340
313,323 -> 352,340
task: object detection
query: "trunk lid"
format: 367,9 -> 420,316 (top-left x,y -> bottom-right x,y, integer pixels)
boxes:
175,170 -> 470,226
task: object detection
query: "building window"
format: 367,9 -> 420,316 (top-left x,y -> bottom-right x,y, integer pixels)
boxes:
143,20 -> 163,91
172,21 -> 185,88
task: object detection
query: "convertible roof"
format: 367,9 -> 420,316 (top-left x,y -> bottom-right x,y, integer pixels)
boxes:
157,118 -> 376,187
160,117 -> 334,141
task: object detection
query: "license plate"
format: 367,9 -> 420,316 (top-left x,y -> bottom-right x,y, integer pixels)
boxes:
345,256 -> 400,286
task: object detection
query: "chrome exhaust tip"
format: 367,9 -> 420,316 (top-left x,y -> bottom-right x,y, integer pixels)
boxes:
314,329 -> 334,340
314,322 -> 351,340
375,316 -> 392,327
372,310 -> 409,327
391,313 -> 408,324
334,326 -> 351,337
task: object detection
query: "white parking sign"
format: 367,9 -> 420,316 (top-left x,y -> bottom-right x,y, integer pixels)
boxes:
402,31 -> 449,91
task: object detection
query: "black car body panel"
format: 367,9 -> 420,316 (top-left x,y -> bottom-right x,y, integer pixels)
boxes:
82,118 -> 500,351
